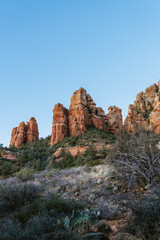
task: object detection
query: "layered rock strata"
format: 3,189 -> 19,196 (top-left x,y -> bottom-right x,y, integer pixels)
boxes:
51,88 -> 123,144
10,117 -> 39,147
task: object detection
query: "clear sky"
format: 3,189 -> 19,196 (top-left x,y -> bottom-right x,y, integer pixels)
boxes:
1,0 -> 160,147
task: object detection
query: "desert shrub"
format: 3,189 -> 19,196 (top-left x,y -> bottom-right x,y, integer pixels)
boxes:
105,133 -> 116,144
0,178 -> 42,211
83,147 -> 96,159
84,147 -> 101,167
55,151 -> 75,169
0,160 -> 13,175
99,147 -> 109,158
0,215 -> 84,240
8,144 -> 18,152
13,167 -> 34,180
106,128 -> 160,189
15,136 -> 54,170
45,156 -> 56,170
0,219 -> 27,240
68,136 -> 78,147
121,194 -> 160,240
55,147 -> 101,169
14,194 -> 83,225
0,194 -> 99,240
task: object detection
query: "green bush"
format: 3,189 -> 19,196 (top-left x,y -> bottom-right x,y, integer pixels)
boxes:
13,167 -> 34,180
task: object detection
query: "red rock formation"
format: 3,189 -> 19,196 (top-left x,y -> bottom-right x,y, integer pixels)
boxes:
26,117 -> 39,143
87,94 -> 108,131
10,118 -> 39,147
51,103 -> 68,145
124,104 -> 147,132
51,88 -> 122,145
107,106 -> 123,133
149,104 -> 160,134
68,88 -> 91,137
124,81 -> 160,133
10,122 -> 27,148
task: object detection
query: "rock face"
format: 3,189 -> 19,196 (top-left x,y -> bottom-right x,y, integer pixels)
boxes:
10,117 -> 39,147
107,106 -> 123,133
51,88 -> 123,144
26,117 -> 39,143
68,88 -> 91,137
51,104 -> 68,145
124,81 -> 160,133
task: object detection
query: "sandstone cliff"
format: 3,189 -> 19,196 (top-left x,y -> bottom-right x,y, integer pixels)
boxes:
51,88 -> 123,144
107,106 -> 123,133
10,117 -> 39,147
124,81 -> 160,133
51,103 -> 68,145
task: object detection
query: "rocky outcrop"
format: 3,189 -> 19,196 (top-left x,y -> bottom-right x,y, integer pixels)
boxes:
124,81 -> 160,133
51,88 -> 122,144
107,106 -> 123,133
54,146 -> 88,158
1,150 -> 20,160
26,117 -> 39,143
10,117 -> 39,147
68,88 -> 91,137
54,144 -> 114,159
149,104 -> 160,134
51,104 -> 68,145
10,122 -> 27,148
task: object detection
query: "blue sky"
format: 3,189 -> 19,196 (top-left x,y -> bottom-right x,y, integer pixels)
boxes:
1,0 -> 160,146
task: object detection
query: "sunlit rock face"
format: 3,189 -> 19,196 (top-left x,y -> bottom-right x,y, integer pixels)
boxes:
10,117 -> 39,147
51,103 -> 69,145
68,88 -> 91,137
107,106 -> 123,133
51,88 -> 122,144
124,81 -> 160,133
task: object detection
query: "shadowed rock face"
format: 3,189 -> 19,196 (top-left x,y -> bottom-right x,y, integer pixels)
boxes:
10,117 -> 39,147
51,88 -> 123,144
124,81 -> 160,133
